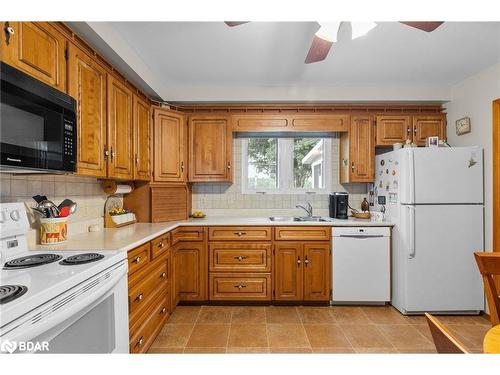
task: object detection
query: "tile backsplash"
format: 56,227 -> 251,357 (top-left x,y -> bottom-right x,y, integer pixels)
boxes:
191,138 -> 368,217
0,174 -> 110,244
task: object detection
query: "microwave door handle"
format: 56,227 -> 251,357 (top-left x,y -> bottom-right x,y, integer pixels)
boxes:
407,205 -> 416,259
8,264 -> 127,345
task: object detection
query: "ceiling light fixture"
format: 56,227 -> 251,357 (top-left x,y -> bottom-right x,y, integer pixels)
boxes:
315,22 -> 342,42
351,22 -> 377,39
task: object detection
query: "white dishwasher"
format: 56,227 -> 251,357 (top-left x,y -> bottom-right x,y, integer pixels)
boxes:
332,227 -> 391,303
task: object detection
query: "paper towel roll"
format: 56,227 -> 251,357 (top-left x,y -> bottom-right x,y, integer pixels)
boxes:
102,180 -> 133,195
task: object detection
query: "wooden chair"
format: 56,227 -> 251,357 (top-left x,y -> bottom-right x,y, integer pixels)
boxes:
425,313 -> 469,353
474,252 -> 500,326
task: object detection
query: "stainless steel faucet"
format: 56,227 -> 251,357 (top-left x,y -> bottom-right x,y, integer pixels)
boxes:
296,202 -> 313,217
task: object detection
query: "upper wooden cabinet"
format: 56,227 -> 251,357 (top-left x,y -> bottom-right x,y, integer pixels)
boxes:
107,75 -> 133,180
412,115 -> 446,146
153,108 -> 186,183
133,95 -> 151,181
231,114 -> 349,132
188,116 -> 232,182
340,116 -> 375,183
1,22 -> 66,91
376,116 -> 411,146
68,44 -> 108,178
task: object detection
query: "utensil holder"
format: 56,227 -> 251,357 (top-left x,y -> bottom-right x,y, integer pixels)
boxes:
39,217 -> 68,244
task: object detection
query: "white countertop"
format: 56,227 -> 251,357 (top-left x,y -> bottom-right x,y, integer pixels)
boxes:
31,216 -> 393,253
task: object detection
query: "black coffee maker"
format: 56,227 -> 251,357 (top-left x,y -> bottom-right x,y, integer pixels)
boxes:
329,192 -> 349,219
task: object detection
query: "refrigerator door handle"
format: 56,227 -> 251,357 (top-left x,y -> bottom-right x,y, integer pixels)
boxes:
408,149 -> 415,204
407,205 -> 416,259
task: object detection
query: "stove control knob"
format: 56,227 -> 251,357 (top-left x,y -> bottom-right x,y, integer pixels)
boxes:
10,209 -> 20,221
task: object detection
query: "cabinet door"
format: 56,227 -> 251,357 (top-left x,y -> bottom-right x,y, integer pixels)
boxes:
412,115 -> 446,146
153,109 -> 186,182
303,243 -> 331,301
133,95 -> 151,181
349,116 -> 375,182
68,44 -> 107,177
1,22 -> 66,91
376,116 -> 411,146
274,242 -> 303,301
188,116 -> 232,182
174,242 -> 207,301
107,75 -> 133,180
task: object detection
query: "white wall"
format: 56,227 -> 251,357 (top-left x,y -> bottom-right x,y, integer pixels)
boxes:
444,63 -> 500,251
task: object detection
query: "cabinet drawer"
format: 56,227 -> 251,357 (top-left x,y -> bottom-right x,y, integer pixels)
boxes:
275,226 -> 331,241
151,233 -> 170,259
209,273 -> 271,301
128,260 -> 168,324
171,226 -> 204,245
209,226 -> 272,241
209,242 -> 272,272
127,243 -> 150,275
129,290 -> 170,354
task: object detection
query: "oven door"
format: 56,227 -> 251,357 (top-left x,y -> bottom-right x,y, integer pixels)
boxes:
3,261 -> 129,354
0,62 -> 76,173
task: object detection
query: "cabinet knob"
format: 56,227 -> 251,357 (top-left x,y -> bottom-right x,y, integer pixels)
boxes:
136,337 -> 144,347
180,161 -> 184,172
133,256 -> 141,264
351,162 -> 355,173
304,256 -> 309,267
161,272 -> 167,278
4,23 -> 14,45
158,241 -> 164,248
227,162 -> 231,170
297,257 -> 301,266
234,231 -> 246,236
234,284 -> 246,290
234,255 -> 248,261
161,307 -> 167,314
135,154 -> 139,165
136,293 -> 143,302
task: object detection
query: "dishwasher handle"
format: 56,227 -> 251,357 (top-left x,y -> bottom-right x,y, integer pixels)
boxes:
337,234 -> 385,239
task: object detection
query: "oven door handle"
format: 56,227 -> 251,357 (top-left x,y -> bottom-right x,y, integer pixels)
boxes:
6,263 -> 127,346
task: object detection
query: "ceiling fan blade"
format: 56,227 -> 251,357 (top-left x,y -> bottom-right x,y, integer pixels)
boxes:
305,35 -> 333,64
400,22 -> 444,32
224,21 -> 250,27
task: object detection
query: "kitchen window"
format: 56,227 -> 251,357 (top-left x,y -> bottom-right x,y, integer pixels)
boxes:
242,137 -> 332,194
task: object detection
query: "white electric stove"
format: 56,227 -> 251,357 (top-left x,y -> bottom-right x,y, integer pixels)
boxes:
0,202 -> 129,354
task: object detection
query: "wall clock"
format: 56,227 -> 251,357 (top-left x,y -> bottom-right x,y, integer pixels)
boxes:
456,117 -> 471,135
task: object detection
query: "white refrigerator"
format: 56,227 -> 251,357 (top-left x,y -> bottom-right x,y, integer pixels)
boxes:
374,146 -> 484,314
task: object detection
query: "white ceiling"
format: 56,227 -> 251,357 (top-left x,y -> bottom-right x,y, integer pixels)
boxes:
74,21 -> 500,102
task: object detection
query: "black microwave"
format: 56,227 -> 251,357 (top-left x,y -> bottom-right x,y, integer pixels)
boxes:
0,62 -> 77,174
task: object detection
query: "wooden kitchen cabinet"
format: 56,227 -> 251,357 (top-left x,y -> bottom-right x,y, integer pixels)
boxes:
1,22 -> 66,91
133,95 -> 151,181
188,116 -> 232,182
376,115 -> 411,146
68,44 -> 108,178
107,75 -> 134,180
412,115 -> 446,145
153,108 -> 186,183
274,241 -> 331,302
340,116 -> 375,183
173,241 -> 207,301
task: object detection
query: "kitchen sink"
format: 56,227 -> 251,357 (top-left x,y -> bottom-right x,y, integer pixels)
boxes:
269,216 -> 329,222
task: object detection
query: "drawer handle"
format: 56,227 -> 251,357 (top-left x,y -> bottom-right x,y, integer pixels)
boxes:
136,337 -> 144,347
160,272 -> 167,278
234,255 -> 249,261
158,242 -> 164,248
234,231 -> 247,236
234,284 -> 247,290
136,293 -> 144,302
133,256 -> 141,264
161,307 -> 167,314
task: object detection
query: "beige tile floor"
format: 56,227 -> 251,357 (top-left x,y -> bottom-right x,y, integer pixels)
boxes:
148,305 -> 491,354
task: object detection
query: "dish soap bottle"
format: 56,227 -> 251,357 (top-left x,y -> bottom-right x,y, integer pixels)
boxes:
361,198 -> 369,212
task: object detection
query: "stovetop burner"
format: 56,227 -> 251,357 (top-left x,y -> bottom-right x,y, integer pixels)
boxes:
3,254 -> 63,269
0,285 -> 28,304
60,253 -> 104,265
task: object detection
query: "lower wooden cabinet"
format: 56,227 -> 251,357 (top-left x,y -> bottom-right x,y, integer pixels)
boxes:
173,241 -> 208,302
274,241 -> 331,302
209,273 -> 272,301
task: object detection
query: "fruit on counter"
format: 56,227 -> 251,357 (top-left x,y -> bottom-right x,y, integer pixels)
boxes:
109,207 -> 128,216
192,211 -> 206,218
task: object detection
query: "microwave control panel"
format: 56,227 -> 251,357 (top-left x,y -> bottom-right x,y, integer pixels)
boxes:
63,117 -> 76,167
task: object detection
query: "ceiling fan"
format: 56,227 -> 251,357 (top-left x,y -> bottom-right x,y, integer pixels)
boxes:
224,21 -> 444,64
